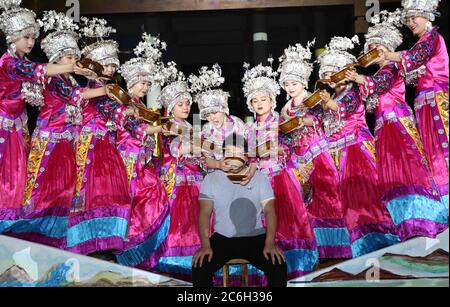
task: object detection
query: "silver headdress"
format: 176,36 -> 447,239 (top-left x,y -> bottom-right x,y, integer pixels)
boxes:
80,17 -> 119,68
317,35 -> 359,79
365,9 -> 403,53
401,0 -> 441,22
120,32 -> 166,90
278,39 -> 315,87
188,63 -> 230,120
242,58 -> 281,116
39,11 -> 80,63
158,61 -> 192,114
0,0 -> 39,44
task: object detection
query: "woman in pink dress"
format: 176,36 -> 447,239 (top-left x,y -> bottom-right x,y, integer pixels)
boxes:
101,33 -> 170,270
242,60 -> 318,280
346,10 -> 444,241
153,70 -> 207,282
0,2 -> 91,236
66,18 -> 133,255
192,64 -> 249,177
382,0 -> 449,225
278,41 -> 350,259
318,36 -> 399,257
16,11 -> 112,249
191,64 -> 259,285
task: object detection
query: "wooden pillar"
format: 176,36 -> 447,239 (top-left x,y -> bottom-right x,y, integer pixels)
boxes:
354,0 -> 369,34
313,10 -> 326,58
252,10 -> 269,65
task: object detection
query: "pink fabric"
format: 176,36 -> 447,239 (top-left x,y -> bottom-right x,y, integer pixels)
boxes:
115,106 -> 168,242
307,153 -> 344,221
280,99 -> 327,157
84,137 -> 131,211
361,66 -> 406,114
328,86 -> 369,142
340,143 -> 392,231
403,29 -> 449,92
33,140 -> 76,211
164,182 -> 201,252
38,75 -> 82,129
127,163 -> 168,239
377,121 -> 437,198
0,127 -> 27,210
271,170 -> 315,242
158,127 -> 205,258
416,104 -> 448,191
0,52 -> 46,117
367,64 -> 438,199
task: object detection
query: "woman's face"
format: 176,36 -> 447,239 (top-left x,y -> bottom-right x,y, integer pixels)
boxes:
131,81 -> 151,98
57,54 -> 79,65
172,99 -> 191,119
102,64 -> 117,78
405,16 -> 429,36
206,112 -> 227,128
13,34 -> 36,55
251,93 -> 272,117
368,44 -> 387,64
283,80 -> 305,99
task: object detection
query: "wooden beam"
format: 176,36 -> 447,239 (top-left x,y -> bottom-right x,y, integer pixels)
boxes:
23,0 -> 399,15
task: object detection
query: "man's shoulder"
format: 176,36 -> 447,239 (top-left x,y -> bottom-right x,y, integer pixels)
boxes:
251,170 -> 267,182
203,169 -> 227,182
246,171 -> 269,188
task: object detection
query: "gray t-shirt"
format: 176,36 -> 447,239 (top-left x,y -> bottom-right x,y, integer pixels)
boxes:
199,170 -> 275,238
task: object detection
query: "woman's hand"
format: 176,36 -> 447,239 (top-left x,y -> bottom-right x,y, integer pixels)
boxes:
345,70 -> 365,84
161,124 -> 179,136
320,90 -> 331,105
73,62 -> 97,79
219,159 -> 232,172
123,106 -> 139,118
146,125 -> 162,135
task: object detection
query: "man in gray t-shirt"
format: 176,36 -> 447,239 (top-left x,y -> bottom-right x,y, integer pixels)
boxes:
192,133 -> 287,287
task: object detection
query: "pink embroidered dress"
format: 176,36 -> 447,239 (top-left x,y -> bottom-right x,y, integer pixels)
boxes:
0,51 -> 46,235
324,84 -> 399,257
154,118 -> 206,281
66,80 -> 132,255
15,74 -> 83,248
280,99 -> 350,259
99,95 -> 170,271
246,112 -> 318,280
397,27 -> 449,210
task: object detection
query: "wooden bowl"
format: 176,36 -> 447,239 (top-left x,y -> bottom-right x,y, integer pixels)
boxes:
357,48 -> 380,68
330,65 -> 356,84
202,139 -> 216,152
108,84 -> 132,105
303,90 -> 324,109
137,106 -> 161,123
163,121 -> 184,136
77,58 -> 110,79
256,140 -> 273,158
279,117 -> 301,134
226,173 -> 248,183
224,156 -> 246,172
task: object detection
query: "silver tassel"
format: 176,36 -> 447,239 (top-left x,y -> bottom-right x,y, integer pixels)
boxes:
21,82 -> 44,107
65,105 -> 83,126
405,66 -> 426,86
365,94 -> 379,113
